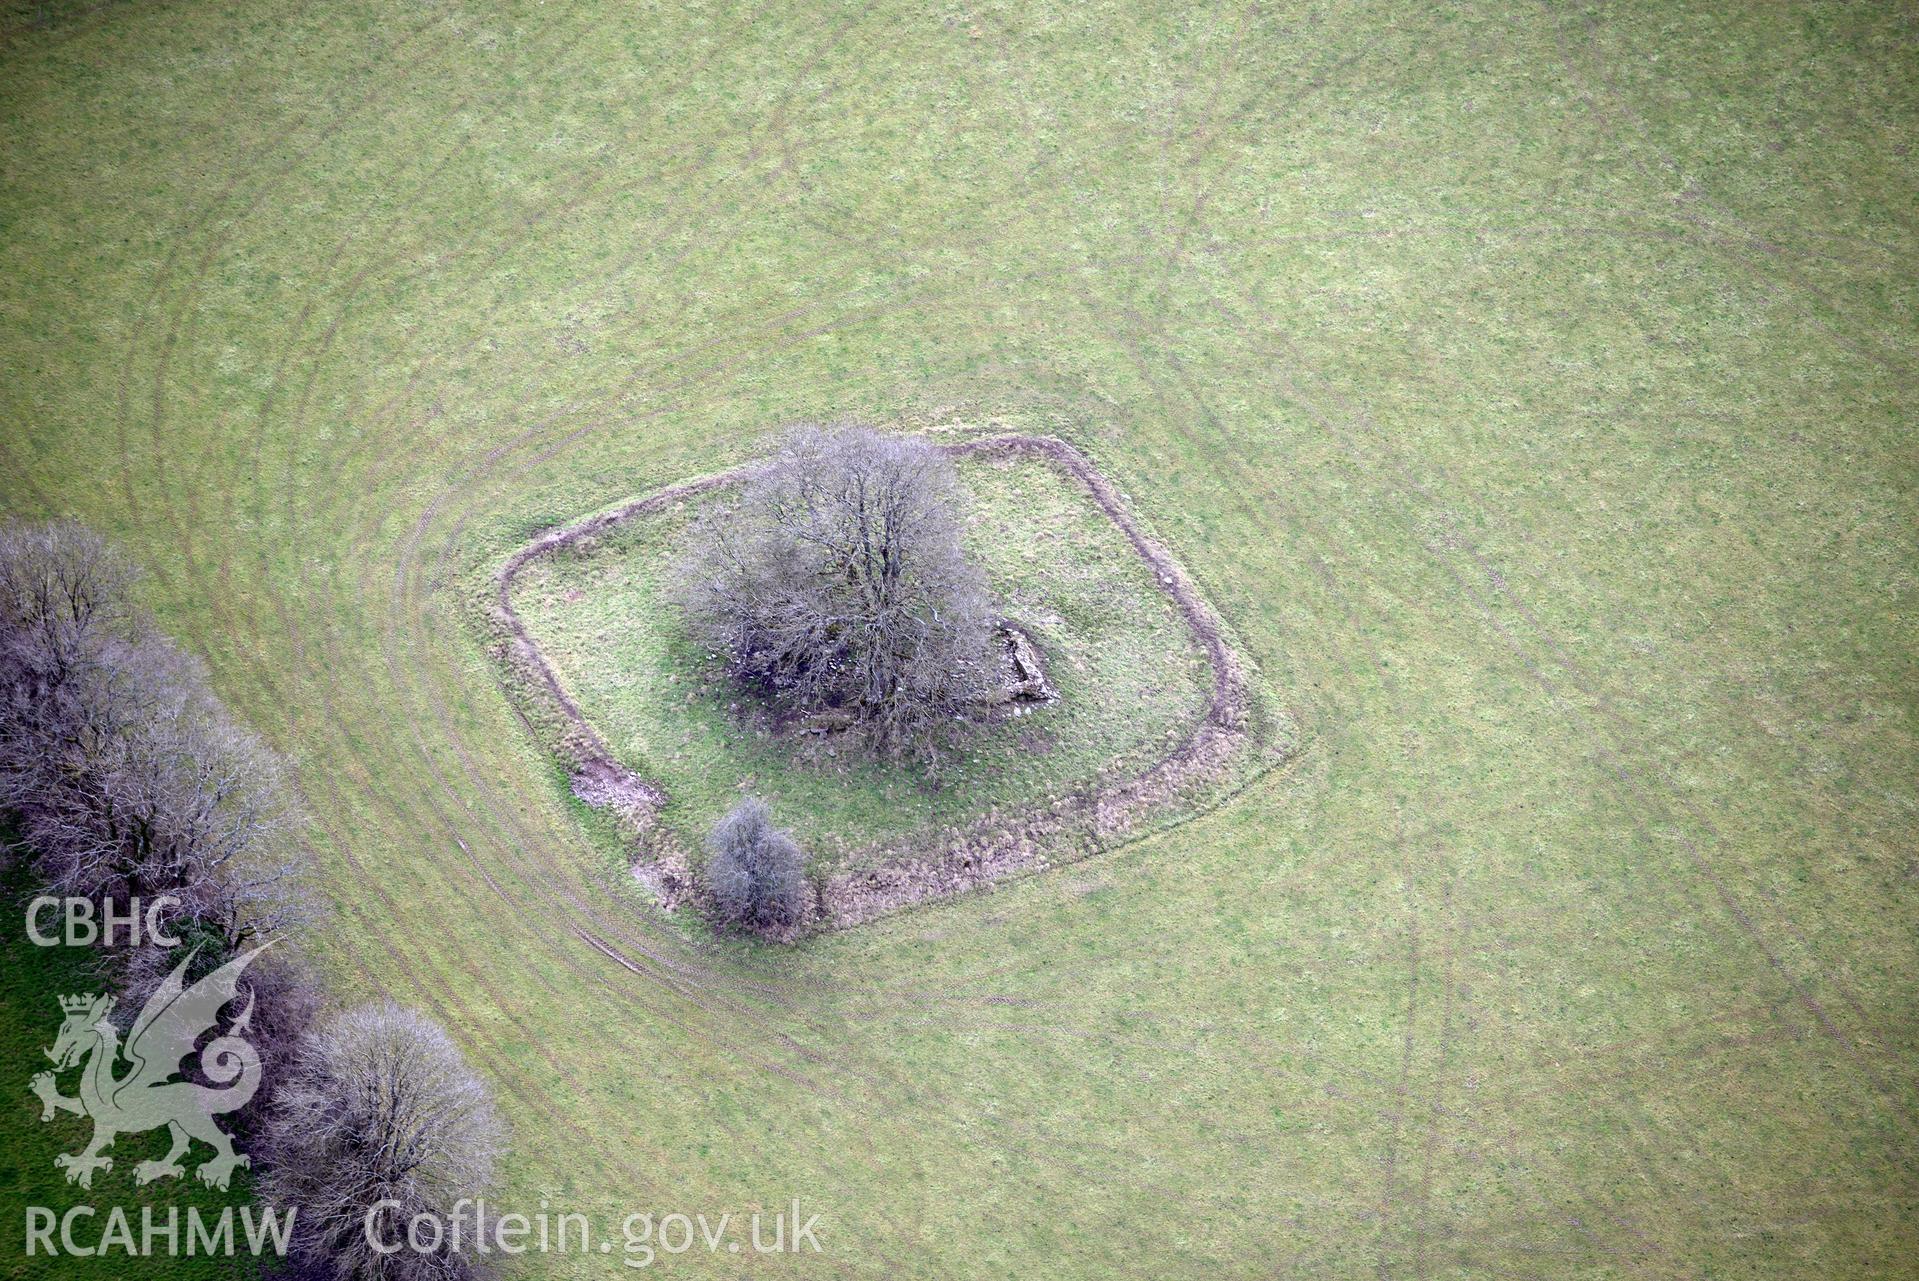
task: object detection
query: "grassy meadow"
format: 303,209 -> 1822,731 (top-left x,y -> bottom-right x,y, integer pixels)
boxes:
2,0 -> 1915,1277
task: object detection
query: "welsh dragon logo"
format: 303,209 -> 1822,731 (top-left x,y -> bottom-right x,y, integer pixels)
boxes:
30,946 -> 267,1191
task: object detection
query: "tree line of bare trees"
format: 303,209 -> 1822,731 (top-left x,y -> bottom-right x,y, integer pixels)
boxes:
0,521 -> 308,948
1,520 -> 502,1280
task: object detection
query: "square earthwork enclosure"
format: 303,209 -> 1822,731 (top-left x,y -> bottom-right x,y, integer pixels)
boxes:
494,435 -> 1289,931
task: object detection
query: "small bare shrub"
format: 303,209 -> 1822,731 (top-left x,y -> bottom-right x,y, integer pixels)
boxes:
707,796 -> 804,933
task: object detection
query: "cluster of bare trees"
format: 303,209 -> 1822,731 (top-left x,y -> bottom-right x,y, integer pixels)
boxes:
2,521 -> 505,1280
0,519 -> 325,1122
674,427 -> 997,762
0,521 -> 308,948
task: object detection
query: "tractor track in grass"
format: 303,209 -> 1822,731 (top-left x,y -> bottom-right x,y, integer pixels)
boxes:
95,0 -> 702,1103
1169,288 -> 1903,1261
270,295 -> 1796,1265
961,26 -> 1557,1264
1550,0 -> 1917,376
385,14 -> 1325,897
1059,142 -> 1895,1257
1532,0 -> 1915,1046
1410,873 -> 1459,1280
1037,58 -> 1493,1241
257,0 -> 882,576
33,0 -> 1903,1273
116,0 -> 468,582
270,42 -> 1258,770
124,0 -> 818,713
1043,271 -> 1468,1270
280,182 -> 1842,1281
1125,342 -> 1487,1277
335,63 -> 1303,550
228,5 -> 1381,1242
333,320 -> 1066,1104
1149,226 -> 1912,1266
1044,23 -> 1636,1263
374,262 -> 1558,1281
377,0 -> 1415,628
276,20 -> 997,1242
1202,260 -> 1909,1062
337,22 -> 1374,1081
1222,264 -> 1912,1103
145,0 -> 852,880
0,0 -> 241,50
100,0 -> 975,1233
204,1 -> 828,643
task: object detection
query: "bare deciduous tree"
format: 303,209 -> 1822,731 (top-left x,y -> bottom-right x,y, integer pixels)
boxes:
262,1002 -> 506,1281
0,520 -> 139,698
674,427 -> 996,760
0,520 -> 142,835
707,796 -> 805,933
29,650 -> 307,942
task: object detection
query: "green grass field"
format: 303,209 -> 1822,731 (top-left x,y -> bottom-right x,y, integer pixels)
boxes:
2,0 -> 1914,1276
